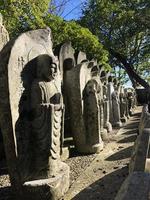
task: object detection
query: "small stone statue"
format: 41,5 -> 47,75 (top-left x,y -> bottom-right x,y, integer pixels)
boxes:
112,89 -> 122,127
30,54 -> 64,179
120,86 -> 128,122
83,79 -> 103,150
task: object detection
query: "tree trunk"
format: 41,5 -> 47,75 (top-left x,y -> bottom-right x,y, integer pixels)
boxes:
109,49 -> 150,89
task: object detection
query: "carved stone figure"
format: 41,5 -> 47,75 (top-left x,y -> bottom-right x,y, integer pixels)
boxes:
119,86 -> 128,122
55,42 -> 75,160
91,67 -> 108,140
30,55 -> 65,179
100,72 -> 112,133
108,77 -> 122,127
0,29 -> 69,200
124,88 -> 130,119
112,89 -> 122,127
83,79 -> 104,146
65,61 -> 103,153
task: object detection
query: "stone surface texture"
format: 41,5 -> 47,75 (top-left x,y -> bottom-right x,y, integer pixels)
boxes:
0,14 -> 9,51
115,172 -> 150,200
0,29 -> 69,200
75,51 -> 87,64
129,104 -> 150,173
65,61 -> 103,153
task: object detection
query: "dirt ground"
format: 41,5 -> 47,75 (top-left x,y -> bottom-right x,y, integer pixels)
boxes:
0,107 -> 141,200
64,107 -> 141,200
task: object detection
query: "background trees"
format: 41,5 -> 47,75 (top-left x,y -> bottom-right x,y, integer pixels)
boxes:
0,0 -> 109,68
0,0 -> 149,87
80,0 -> 150,88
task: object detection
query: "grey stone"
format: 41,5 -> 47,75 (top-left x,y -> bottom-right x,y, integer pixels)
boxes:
0,13 -> 2,25
0,13 -> 9,51
124,88 -> 130,119
107,77 -> 122,127
75,51 -> 87,64
130,105 -> 150,173
119,86 -> 128,123
65,61 -> 103,154
115,172 -> 150,200
0,29 -> 69,199
55,42 -> 75,159
55,41 -> 75,80
91,66 -> 108,140
23,162 -> 69,200
100,71 -> 112,133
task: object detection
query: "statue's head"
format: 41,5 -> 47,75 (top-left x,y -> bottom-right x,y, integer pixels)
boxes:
36,54 -> 57,81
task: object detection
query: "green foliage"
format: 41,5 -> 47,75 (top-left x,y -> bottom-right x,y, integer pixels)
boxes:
0,1 -> 110,69
44,14 -> 109,68
80,0 -> 150,84
0,0 -> 49,36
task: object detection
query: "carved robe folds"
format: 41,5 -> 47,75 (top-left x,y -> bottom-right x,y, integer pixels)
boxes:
30,80 -> 62,179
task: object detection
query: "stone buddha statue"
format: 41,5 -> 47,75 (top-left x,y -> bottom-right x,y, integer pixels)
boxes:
30,54 -> 64,179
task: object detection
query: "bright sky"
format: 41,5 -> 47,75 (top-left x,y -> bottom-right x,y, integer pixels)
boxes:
61,0 -> 87,20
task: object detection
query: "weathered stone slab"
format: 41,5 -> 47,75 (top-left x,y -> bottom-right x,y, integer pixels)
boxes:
65,61 -> 103,153
23,162 -> 69,200
129,128 -> 150,173
0,29 -> 69,199
0,13 -> 9,160
75,51 -> 87,64
0,13 -> 9,51
100,71 -> 112,133
139,105 -> 150,134
119,86 -> 128,123
55,41 -> 75,79
115,172 -> 150,200
107,76 -> 122,127
130,105 -> 150,173
55,42 -> 75,159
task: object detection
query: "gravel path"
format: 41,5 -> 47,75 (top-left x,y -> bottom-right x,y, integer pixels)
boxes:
64,107 -> 141,200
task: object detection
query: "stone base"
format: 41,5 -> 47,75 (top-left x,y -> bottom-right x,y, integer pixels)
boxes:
22,163 -> 70,200
76,142 -> 104,154
61,147 -> 70,161
104,122 -> 112,133
101,129 -> 109,141
113,121 -> 122,128
121,117 -> 128,123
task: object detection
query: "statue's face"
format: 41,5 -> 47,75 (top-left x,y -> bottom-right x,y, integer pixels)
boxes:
43,62 -> 57,81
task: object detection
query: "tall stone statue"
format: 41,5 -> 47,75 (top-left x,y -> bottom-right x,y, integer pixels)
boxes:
30,55 -> 65,179
119,86 -> 128,122
83,79 -> 104,146
65,61 -> 103,154
0,29 -> 69,200
112,80 -> 122,127
100,72 -> 112,133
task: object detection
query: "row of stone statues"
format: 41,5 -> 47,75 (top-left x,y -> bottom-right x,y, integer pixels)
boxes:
0,15 -> 137,200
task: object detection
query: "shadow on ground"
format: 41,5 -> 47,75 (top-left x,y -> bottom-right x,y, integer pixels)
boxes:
72,167 -> 128,200
122,129 -> 138,135
105,146 -> 133,161
117,135 -> 137,143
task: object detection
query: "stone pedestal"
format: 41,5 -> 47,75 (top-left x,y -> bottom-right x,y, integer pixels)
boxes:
103,100 -> 112,132
23,163 -> 69,200
61,146 -> 70,161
